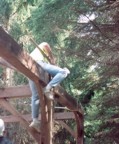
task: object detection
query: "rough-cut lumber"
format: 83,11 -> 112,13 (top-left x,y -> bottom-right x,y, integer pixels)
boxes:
0,112 -> 75,123
0,85 -> 81,112
0,28 -> 48,85
74,111 -> 84,144
58,120 -> 76,139
0,85 -> 31,98
54,85 -> 83,113
0,57 -> 16,69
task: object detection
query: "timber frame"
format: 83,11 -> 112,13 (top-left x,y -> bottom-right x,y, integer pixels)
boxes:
0,27 -> 84,144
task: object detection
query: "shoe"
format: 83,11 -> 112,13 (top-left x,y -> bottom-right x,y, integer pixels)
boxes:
45,91 -> 54,100
29,120 -> 40,132
63,67 -> 70,74
44,87 -> 54,100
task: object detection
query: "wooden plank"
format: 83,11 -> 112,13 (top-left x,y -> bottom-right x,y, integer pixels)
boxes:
54,111 -> 74,120
54,86 -> 83,113
0,27 -> 46,85
0,85 -> 31,98
0,57 -> 16,69
0,112 -> 75,123
0,98 -> 41,143
58,120 -> 76,139
0,84 -> 83,113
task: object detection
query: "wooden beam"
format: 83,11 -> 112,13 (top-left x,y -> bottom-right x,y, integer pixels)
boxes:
74,111 -> 84,144
0,85 -> 80,112
0,85 -> 83,117
0,85 -> 83,114
0,57 -> 16,69
58,120 -> 76,139
54,86 -> 83,113
0,98 -> 41,143
0,112 -> 75,123
0,27 -> 46,85
0,85 -> 31,98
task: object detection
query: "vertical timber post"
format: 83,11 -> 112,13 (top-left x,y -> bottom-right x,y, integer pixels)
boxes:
74,112 -> 84,144
35,82 -> 47,144
35,72 -> 53,144
47,100 -> 53,144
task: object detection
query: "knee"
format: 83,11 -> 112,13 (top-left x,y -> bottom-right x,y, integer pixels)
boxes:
63,67 -> 70,75
61,67 -> 70,77
32,94 -> 39,102
35,99 -> 40,105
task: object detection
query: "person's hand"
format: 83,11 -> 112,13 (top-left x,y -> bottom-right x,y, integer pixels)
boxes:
50,57 -> 56,65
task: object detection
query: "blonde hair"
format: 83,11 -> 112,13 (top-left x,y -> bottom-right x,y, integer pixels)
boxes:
39,42 -> 51,50
38,42 -> 51,56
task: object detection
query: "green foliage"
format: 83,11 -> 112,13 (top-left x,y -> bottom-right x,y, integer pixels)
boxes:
13,71 -> 28,85
0,0 -> 13,25
26,0 -> 86,44
0,67 -> 3,74
9,22 -> 23,41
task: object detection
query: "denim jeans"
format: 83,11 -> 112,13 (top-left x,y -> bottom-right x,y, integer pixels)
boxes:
29,61 -> 70,119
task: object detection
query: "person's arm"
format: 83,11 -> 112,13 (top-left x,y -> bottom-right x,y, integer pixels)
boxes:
47,50 -> 56,65
43,45 -> 56,65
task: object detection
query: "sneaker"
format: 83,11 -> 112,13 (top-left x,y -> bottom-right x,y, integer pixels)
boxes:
29,120 -> 40,132
63,67 -> 70,74
44,87 -> 54,100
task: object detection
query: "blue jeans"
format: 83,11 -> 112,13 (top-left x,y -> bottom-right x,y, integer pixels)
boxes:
29,61 -> 70,119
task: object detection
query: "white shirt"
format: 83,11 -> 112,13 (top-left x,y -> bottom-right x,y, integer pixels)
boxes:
30,48 -> 44,62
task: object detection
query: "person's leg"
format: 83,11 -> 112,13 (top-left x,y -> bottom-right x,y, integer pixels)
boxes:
37,61 -> 70,89
37,61 -> 70,99
28,79 -> 40,128
46,70 -> 68,89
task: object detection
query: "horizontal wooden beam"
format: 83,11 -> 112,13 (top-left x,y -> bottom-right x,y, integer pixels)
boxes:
58,120 -> 76,139
54,86 -> 83,113
0,85 -> 83,114
0,85 -> 31,98
0,27 -> 46,85
0,112 -> 74,123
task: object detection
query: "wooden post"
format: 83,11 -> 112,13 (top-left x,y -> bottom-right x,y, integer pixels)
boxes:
74,112 -> 84,144
35,81 -> 53,144
47,100 -> 53,144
